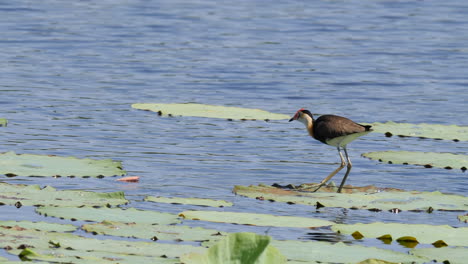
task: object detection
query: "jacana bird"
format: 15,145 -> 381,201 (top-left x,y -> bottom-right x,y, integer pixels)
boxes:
289,108 -> 372,193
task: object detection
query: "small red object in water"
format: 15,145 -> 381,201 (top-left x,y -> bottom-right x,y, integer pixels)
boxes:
116,176 -> 140,182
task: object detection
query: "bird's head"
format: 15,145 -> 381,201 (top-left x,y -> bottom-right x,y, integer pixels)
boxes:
289,108 -> 314,125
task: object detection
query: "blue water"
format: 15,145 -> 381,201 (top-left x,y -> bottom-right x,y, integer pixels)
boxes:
1,0 -> 467,260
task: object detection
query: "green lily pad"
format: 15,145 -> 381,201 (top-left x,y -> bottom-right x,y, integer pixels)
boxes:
131,103 -> 290,121
181,232 -> 287,264
0,220 -> 77,232
0,118 -> 7,127
233,185 -> 468,211
36,206 -> 180,225
271,240 -> 428,263
0,182 -> 128,207
82,220 -> 226,241
331,222 -> 468,247
0,225 -> 204,263
179,210 -> 334,228
410,247 -> 468,264
362,151 -> 468,171
0,151 -> 126,177
368,121 -> 468,141
145,196 -> 233,207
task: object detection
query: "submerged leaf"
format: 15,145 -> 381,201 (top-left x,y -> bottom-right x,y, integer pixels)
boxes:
458,214 -> 468,223
331,222 -> 468,247
362,151 -> 468,171
145,196 -> 233,207
180,232 -> 286,264
131,103 -> 290,121
368,121 -> 468,141
0,118 -> 7,127
234,185 -> 468,211
0,151 -> 126,177
179,210 -> 334,228
0,182 -> 127,207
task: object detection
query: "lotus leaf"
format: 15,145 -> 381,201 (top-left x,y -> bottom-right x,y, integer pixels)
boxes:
180,232 -> 286,264
410,247 -> 468,264
368,121 -> 468,141
82,220 -> 226,241
271,240 -> 427,263
0,118 -> 7,127
0,151 -> 126,177
0,225 -> 204,263
331,222 -> 468,247
233,185 -> 468,211
357,259 -> 400,264
179,210 -> 334,228
362,151 -> 468,171
145,196 -> 233,207
131,103 -> 290,121
0,220 -> 77,232
0,182 -> 127,207
36,206 -> 180,224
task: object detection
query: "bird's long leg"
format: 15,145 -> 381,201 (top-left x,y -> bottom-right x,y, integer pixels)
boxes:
312,146 -> 346,192
337,146 -> 352,193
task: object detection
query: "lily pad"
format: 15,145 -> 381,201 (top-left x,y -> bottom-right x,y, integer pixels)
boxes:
145,196 -> 233,207
0,225 -> 204,263
362,151 -> 468,171
0,220 -> 77,232
36,206 -> 180,225
0,151 -> 126,177
0,118 -> 7,127
369,121 -> 468,141
131,103 -> 290,121
271,240 -> 428,263
181,232 -> 287,264
331,222 -> 468,247
82,220 -> 227,241
233,185 -> 468,211
179,210 -> 334,228
0,182 -> 128,207
410,247 -> 468,264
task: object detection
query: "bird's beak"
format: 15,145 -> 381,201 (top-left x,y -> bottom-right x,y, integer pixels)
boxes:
289,117 -> 294,122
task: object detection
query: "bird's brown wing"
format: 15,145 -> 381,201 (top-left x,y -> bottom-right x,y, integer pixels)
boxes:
313,115 -> 371,144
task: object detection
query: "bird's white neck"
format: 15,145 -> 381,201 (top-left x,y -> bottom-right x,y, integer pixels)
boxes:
298,114 -> 314,138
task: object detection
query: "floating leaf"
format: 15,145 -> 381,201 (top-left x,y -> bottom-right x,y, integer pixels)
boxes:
179,210 -> 334,228
411,247 -> 468,264
0,118 -> 7,127
0,151 -> 126,177
233,185 -> 468,211
271,240 -> 428,263
145,196 -> 233,207
36,206 -> 180,225
82,220 -> 226,241
181,232 -> 286,264
1,225 -> 203,263
131,103 -> 290,121
0,182 -> 128,207
362,151 -> 468,171
0,220 -> 77,232
331,222 -> 468,247
368,121 -> 468,141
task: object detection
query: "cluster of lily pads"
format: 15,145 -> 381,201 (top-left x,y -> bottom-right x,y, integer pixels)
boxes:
1,104 -> 467,264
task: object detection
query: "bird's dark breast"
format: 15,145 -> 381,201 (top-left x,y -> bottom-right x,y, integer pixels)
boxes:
312,115 -> 371,144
